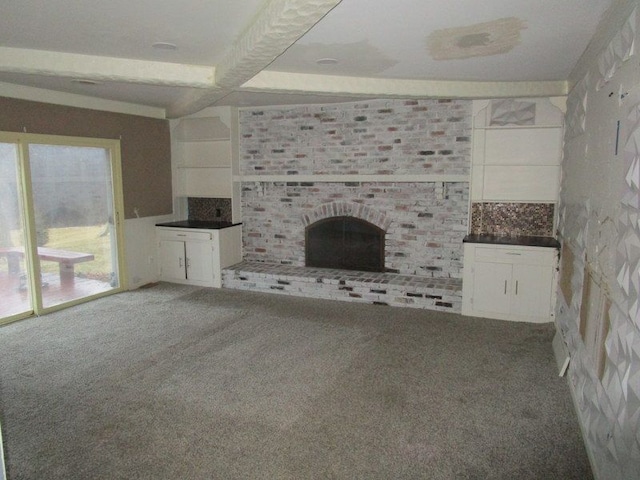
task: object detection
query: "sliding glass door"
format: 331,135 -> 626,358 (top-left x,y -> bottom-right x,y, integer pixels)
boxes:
0,142 -> 32,318
0,133 -> 125,323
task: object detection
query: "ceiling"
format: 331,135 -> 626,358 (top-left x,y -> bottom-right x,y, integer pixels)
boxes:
0,0 -> 613,118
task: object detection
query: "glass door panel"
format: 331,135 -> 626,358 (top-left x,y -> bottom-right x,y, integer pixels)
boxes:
0,143 -> 33,319
29,144 -> 119,309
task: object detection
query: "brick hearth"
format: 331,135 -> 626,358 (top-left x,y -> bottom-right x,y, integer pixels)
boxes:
222,261 -> 462,312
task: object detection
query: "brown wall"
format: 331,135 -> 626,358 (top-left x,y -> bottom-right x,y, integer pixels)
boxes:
0,96 -> 172,219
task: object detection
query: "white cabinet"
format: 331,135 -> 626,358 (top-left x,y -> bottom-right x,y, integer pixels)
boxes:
462,243 -> 558,323
157,225 -> 242,288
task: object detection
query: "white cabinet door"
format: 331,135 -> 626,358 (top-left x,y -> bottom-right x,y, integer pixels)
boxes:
185,241 -> 214,283
510,264 -> 553,319
160,240 -> 186,282
472,261 -> 511,316
462,243 -> 557,323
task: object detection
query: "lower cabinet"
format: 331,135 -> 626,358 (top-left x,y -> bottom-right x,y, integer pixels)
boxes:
462,243 -> 558,323
157,225 -> 242,288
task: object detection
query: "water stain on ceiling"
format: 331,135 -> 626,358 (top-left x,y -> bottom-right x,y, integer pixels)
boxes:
427,17 -> 527,60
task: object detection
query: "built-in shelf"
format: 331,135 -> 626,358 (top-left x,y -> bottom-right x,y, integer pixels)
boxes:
176,167 -> 233,198
235,174 -> 469,183
475,124 -> 564,130
174,117 -> 230,141
174,114 -> 234,198
471,99 -> 563,203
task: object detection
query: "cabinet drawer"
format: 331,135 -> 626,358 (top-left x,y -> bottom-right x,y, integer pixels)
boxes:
157,228 -> 212,242
474,245 -> 556,265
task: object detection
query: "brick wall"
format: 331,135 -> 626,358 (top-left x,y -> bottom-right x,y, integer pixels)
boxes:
240,99 -> 470,175
239,99 -> 472,278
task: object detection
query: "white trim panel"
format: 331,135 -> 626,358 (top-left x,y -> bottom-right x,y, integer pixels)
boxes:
242,70 -> 570,99
0,47 -> 214,88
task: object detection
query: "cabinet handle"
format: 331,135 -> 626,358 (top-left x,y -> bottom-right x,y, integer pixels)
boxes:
506,252 -> 521,256
515,280 -> 519,295
504,280 -> 507,295
179,257 -> 183,268
186,257 -> 191,269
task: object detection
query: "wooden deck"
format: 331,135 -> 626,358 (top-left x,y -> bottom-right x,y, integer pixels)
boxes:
0,271 -> 112,320
0,246 -> 95,287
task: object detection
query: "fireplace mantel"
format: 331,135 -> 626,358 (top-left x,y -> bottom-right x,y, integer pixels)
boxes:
236,174 -> 469,183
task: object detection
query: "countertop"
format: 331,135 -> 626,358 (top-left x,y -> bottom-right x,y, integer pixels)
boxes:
156,220 -> 242,230
463,234 -> 560,249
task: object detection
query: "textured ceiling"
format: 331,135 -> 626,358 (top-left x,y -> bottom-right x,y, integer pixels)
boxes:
0,0 -> 613,117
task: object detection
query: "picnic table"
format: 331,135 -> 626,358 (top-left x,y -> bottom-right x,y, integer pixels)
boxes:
0,246 -> 94,286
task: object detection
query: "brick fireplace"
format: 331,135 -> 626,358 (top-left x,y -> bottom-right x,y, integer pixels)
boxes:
222,98 -> 472,312
240,181 -> 468,277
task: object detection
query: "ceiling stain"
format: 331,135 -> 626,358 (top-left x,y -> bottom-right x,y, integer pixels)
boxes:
427,17 -> 527,61
270,40 -> 398,76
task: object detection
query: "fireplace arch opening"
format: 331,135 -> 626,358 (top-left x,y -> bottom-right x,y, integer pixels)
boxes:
305,216 -> 385,272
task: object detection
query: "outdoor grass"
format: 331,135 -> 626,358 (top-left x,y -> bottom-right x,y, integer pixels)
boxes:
43,225 -> 113,278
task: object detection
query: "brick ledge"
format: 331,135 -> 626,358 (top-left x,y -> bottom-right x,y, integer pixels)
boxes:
222,261 -> 462,313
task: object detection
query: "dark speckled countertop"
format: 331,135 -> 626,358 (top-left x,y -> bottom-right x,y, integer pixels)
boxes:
463,234 -> 560,249
156,220 -> 242,230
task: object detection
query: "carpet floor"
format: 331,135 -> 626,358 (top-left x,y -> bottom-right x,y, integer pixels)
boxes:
0,283 -> 591,479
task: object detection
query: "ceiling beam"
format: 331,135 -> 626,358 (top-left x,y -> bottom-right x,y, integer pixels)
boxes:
166,0 -> 343,118
241,70 -> 570,99
0,47 -> 214,88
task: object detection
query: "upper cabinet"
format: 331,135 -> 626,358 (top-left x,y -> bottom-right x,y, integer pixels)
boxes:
173,112 -> 235,198
471,98 -> 565,202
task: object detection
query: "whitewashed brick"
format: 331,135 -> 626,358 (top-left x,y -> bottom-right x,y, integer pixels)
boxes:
238,99 -> 471,281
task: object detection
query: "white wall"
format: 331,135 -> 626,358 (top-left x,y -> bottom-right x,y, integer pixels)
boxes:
124,214 -> 174,289
558,1 -> 640,478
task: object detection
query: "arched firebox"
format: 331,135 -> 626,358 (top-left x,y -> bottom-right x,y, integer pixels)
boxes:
305,216 -> 385,272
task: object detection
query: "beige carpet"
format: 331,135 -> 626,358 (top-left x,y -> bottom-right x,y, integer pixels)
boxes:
0,283 -> 591,479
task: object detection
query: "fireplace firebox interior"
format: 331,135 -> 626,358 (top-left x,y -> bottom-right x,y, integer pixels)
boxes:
305,216 -> 385,272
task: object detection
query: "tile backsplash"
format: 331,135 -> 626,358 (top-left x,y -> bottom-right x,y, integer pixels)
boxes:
187,197 -> 232,222
471,202 -> 555,236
